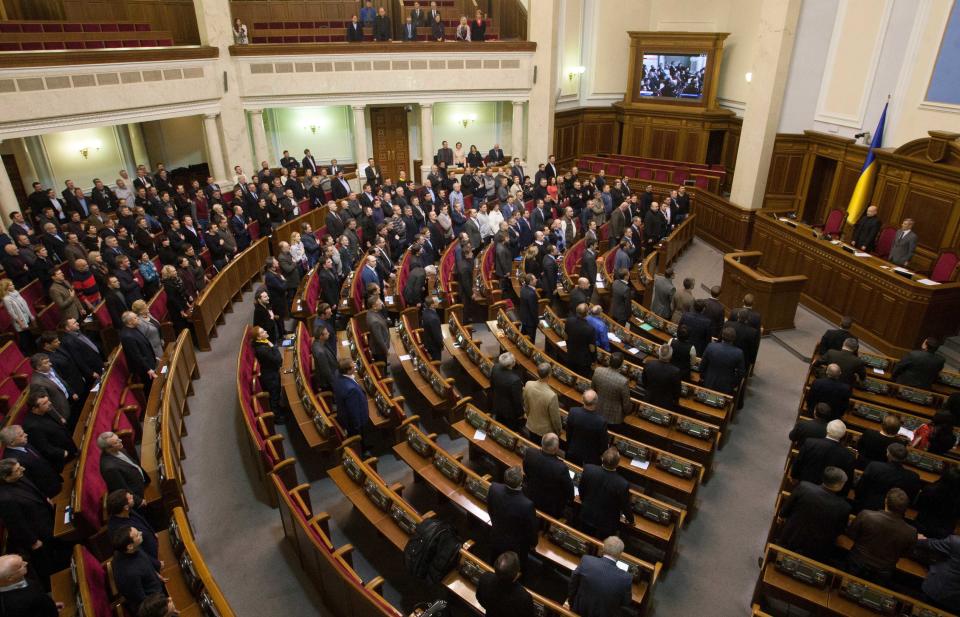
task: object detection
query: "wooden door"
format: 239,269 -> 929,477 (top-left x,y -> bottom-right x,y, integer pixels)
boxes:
2,154 -> 27,207
369,107 -> 410,184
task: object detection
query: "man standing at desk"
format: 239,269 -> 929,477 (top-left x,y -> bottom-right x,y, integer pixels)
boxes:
852,206 -> 882,253
889,218 -> 918,267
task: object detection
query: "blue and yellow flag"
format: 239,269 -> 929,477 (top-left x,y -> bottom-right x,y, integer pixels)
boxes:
845,103 -> 888,225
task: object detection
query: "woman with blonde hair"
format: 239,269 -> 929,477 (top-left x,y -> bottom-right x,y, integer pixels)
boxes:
0,278 -> 34,353
289,231 -> 307,274
456,16 -> 471,41
161,265 -> 192,332
131,299 -> 164,363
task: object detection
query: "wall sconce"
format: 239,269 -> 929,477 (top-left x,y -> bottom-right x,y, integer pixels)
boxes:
78,141 -> 102,159
744,72 -> 753,83
455,113 -> 477,128
305,124 -> 318,134
568,65 -> 586,81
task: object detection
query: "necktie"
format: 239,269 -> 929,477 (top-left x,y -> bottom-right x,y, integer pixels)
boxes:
47,370 -> 69,397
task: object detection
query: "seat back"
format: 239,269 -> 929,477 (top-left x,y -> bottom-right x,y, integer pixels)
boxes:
931,251 -> 960,283
822,209 -> 844,236
875,226 -> 897,259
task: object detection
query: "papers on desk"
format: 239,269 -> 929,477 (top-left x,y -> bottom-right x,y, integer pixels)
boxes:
398,354 -> 411,362
872,368 -> 885,375
854,251 -> 871,257
474,429 -> 487,441
90,382 -> 101,394
608,333 -> 622,344
160,365 -> 169,375
596,274 -> 604,283
899,426 -> 915,441
574,486 -> 579,498
628,347 -> 640,355
342,340 -> 350,346
638,323 -> 654,332
918,278 -> 941,286
569,469 -> 576,479
596,282 -> 605,289
778,217 -> 791,223
893,267 -> 914,275
541,320 -> 549,329
830,240 -> 841,245
384,295 -> 394,303
557,341 -> 566,348
616,560 -> 630,572
630,458 -> 650,469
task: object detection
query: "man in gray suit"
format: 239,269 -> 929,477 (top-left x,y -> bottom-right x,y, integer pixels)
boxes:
609,268 -> 633,325
365,297 -> 391,364
888,218 -> 918,266
29,354 -> 78,425
651,267 -> 676,320
591,353 -> 631,431
311,326 -> 339,391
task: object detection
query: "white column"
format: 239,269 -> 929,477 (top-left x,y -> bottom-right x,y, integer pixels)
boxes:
0,141 -> 20,221
249,109 -> 271,169
352,104 -> 368,171
526,1 -> 560,167
729,0 -> 803,209
202,113 -> 228,184
420,103 -> 434,182
511,100 -> 525,163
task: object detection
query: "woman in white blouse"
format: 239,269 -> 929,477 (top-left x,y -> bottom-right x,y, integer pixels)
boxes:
456,16 -> 471,41
476,203 -> 494,243
289,231 -> 307,272
487,202 -> 505,239
233,18 -> 249,45
453,141 -> 466,167
0,278 -> 34,354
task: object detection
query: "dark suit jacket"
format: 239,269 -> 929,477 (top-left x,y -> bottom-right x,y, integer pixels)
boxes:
311,340 -> 339,391
372,14 -> 391,40
565,315 -> 596,372
366,310 -> 390,359
565,407 -> 608,467
569,555 -> 633,617
819,349 -> 866,385
699,341 -> 745,395
0,477 -> 54,550
854,461 -> 921,512
703,297 -> 726,339
29,372 -> 72,421
61,331 -> 104,380
788,417 -> 828,445
778,481 -> 851,562
22,412 -> 75,471
6,446 -> 62,497
100,452 -> 150,502
609,279 -> 632,324
477,572 -> 535,617
818,328 -> 853,355
791,437 -> 855,491
333,375 -> 369,436
120,327 -> 157,381
642,359 -> 682,411
490,365 -> 524,427
48,347 -> 85,397
346,22 -> 364,41
580,249 -> 598,288
679,311 -> 713,356
488,483 -> 538,555
0,574 -> 59,617
420,308 -> 443,360
806,377 -> 851,418
892,350 -> 945,389
724,319 -> 760,366
577,465 -> 630,539
518,285 -> 539,334
918,536 -> 960,611
856,429 -> 901,467
522,449 -> 574,519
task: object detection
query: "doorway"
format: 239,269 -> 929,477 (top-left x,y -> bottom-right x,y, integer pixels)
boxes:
2,154 -> 27,206
802,155 -> 837,225
368,107 -> 410,184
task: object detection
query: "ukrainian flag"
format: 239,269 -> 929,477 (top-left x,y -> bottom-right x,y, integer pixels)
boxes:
845,102 -> 888,225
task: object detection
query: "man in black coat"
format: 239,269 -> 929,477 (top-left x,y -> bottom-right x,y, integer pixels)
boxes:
311,326 -> 339,392
852,205 -> 882,252
642,344 -> 682,411
577,447 -> 631,539
818,316 -> 855,355
540,245 -> 560,302
60,317 -> 104,384
419,296 -> 443,362
724,310 -> 760,368
490,353 -> 525,431
892,337 -> 946,389
98,431 -> 150,506
580,240 -> 598,293
318,257 -> 341,309
568,278 -> 591,316
856,414 -> 903,468
111,525 -> 165,615
679,300 -> 713,356
777,466 -> 852,562
494,232 -> 514,298
476,551 -> 535,616
565,304 -> 596,377
119,312 -> 158,395
818,338 -> 866,386
522,433 -> 574,519
518,274 -> 539,343
806,364 -> 851,419
0,459 -> 56,570
854,443 -> 921,512
791,420 -> 856,493
0,426 -> 63,498
488,466 -> 539,575
38,332 -> 85,397
372,6 -> 392,41
252,327 -> 287,422
0,553 -> 59,617
699,327 -> 745,395
703,285 -> 726,340
565,390 -> 608,467
788,402 -> 831,446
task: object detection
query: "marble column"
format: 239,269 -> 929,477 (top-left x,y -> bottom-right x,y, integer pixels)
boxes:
0,141 -> 20,221
511,100 -> 525,163
729,0 -> 803,209
352,104 -> 368,176
249,109 -> 271,168
420,103 -> 434,182
526,0 -> 560,167
202,113 -> 228,183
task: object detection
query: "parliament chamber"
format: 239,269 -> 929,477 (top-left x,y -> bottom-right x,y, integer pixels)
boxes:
1,1 -> 960,616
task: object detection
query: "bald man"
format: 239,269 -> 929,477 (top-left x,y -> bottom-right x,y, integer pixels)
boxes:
522,433 -> 574,519
564,390 -> 608,467
852,205 -> 882,253
806,363 -> 852,420
0,553 -> 59,616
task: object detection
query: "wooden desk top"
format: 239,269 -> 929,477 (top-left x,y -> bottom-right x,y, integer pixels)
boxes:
390,331 -> 446,408
280,348 -> 327,448
329,466 -> 409,550
393,442 -> 491,525
440,324 -> 491,389
50,568 -> 78,617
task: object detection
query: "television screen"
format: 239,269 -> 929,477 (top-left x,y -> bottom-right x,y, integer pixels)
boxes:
639,53 -> 708,99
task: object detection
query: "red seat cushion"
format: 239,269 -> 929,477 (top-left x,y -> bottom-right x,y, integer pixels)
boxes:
80,546 -> 113,617
63,24 -> 83,32
118,23 -> 135,32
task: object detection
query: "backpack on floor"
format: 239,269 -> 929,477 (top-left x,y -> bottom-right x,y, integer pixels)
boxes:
403,518 -> 462,584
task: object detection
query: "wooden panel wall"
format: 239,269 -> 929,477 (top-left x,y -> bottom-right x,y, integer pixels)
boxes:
487,0 -> 527,40
61,0 -> 199,44
692,190 -> 754,253
230,1 -> 390,23
2,0 -> 66,19
553,108 -> 620,165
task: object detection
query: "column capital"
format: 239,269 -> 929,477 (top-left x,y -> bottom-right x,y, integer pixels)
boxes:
247,108 -> 264,116
203,112 -> 220,121
420,102 -> 434,109
512,100 -> 526,107
351,104 -> 366,112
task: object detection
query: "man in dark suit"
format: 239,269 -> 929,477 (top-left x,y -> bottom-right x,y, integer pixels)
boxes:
365,297 -> 390,364
346,15 -> 364,41
777,466 -> 852,562
119,312 -> 158,395
494,232 -> 514,298
0,459 -> 58,569
818,316 -> 855,355
724,309 -> 760,368
580,239 -> 598,293
333,359 -> 372,455
609,268 -> 632,325
0,426 -> 62,498
642,344 -> 682,411
488,144 -> 505,165
730,294 -> 762,332
541,244 -> 560,302
0,553 -> 59,617
98,431 -> 150,506
893,337 -> 945,389
230,206 -> 251,252
679,300 -> 713,356
806,364 -> 851,419
38,332 -> 85,400
301,149 -> 318,175
420,295 -> 443,362
818,338 -> 866,386
490,353 -> 525,431
577,447 -> 631,539
788,402 -> 831,445
917,534 -> 960,614
565,390 -> 608,467
791,420 -> 856,492
22,388 -> 76,471
488,466 -> 538,575
565,304 -> 596,377
852,206 -> 883,252
518,274 -> 540,343
29,353 -> 78,426
857,415 -> 903,468
854,443 -> 921,512
568,536 -> 633,617
888,218 -> 918,266
698,327 -> 745,395
477,551 -> 535,617
60,316 -> 103,383
111,524 -> 165,615
522,433 -> 574,519
311,326 -> 339,392
847,488 -> 917,584
372,6 -> 392,40
365,158 -> 383,188
703,285 -> 726,341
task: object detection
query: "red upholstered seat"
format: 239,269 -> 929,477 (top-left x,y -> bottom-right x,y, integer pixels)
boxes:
621,165 -> 637,178
82,23 -> 100,32
21,42 -> 42,51
282,35 -> 298,43
0,24 -> 19,33
134,23 -> 150,31
674,170 -> 689,186
43,42 -> 65,50
21,23 -> 43,33
84,41 -> 105,49
248,220 -> 261,240
931,251 -> 959,283
42,23 -> 64,32
80,546 -> 114,617
117,23 -> 135,32
101,24 -> 118,32
0,43 -> 18,51
150,289 -> 169,322
464,195 -> 473,210
253,22 -> 268,29
64,41 -> 84,49
875,226 -> 897,259
636,168 -> 653,180
605,249 -> 617,275
0,378 -> 23,420
63,23 -> 83,32
37,303 -> 62,331
252,36 -> 268,43
599,222 -> 610,243
821,209 -> 844,236
694,176 -> 709,189
0,344 -> 26,381
653,169 -> 669,183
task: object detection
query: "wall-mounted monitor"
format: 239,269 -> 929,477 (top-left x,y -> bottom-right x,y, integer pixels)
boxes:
638,54 -> 708,100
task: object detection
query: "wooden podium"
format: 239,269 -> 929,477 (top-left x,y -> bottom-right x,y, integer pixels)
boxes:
719,251 -> 808,331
